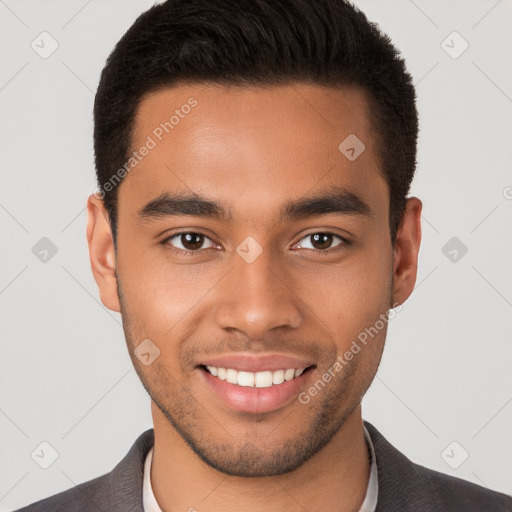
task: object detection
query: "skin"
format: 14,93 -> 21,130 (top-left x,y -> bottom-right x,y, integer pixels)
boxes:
86,83 -> 422,512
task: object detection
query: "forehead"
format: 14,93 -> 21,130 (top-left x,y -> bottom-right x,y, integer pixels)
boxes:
122,83 -> 387,222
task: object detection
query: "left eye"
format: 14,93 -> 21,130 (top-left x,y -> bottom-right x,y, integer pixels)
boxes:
295,232 -> 345,251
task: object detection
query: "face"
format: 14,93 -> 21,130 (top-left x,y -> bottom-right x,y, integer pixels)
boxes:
87,83 -> 421,477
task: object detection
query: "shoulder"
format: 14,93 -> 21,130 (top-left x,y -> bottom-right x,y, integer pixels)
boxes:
363,420 -> 512,512
414,460 -> 512,511
13,472 -> 111,511
13,429 -> 154,512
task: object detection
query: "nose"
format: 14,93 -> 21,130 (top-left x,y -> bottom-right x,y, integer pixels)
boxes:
213,246 -> 302,340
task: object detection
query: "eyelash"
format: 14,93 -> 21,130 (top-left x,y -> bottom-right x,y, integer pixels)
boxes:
160,230 -> 352,256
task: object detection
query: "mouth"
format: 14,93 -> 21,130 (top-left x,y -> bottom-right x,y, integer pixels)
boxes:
197,363 -> 316,413
200,364 -> 313,387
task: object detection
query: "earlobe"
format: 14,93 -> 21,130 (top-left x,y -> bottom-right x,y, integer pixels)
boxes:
86,194 -> 121,312
391,197 -> 422,307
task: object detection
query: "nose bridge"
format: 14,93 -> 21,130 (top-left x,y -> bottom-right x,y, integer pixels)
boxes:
213,242 -> 302,337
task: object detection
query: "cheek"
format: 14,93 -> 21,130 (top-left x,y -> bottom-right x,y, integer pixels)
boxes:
295,244 -> 392,324
117,245 -> 225,338
307,251 -> 393,370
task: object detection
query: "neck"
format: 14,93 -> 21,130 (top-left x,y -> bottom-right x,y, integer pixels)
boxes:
150,402 -> 370,512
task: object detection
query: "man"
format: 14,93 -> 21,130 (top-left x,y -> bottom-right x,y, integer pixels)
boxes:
16,0 -> 512,510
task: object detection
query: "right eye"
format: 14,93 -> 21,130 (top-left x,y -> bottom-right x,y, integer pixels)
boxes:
161,231 -> 219,255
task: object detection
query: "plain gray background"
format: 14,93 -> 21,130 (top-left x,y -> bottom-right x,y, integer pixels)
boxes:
1,0 -> 511,510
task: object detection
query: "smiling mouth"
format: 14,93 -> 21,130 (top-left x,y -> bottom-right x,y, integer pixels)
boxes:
199,364 -> 315,388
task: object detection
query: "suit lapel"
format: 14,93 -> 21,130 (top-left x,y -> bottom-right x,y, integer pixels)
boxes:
105,428 -> 155,511
364,421 -> 438,511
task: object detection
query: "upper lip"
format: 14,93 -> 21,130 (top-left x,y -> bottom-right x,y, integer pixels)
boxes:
199,353 -> 315,373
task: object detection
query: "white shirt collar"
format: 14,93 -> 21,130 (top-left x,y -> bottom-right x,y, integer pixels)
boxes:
143,424 -> 378,512
142,441 -> 162,512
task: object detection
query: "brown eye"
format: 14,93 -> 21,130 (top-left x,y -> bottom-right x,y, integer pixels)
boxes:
180,233 -> 204,250
165,232 -> 216,252
297,232 -> 345,251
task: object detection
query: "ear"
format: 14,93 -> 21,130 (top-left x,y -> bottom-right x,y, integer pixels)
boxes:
391,197 -> 422,307
86,193 -> 121,312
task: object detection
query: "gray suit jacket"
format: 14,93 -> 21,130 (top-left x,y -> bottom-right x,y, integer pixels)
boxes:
15,421 -> 512,511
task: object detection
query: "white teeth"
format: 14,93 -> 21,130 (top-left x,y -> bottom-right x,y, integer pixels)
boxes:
272,369 -> 285,385
226,368 -> 238,384
205,366 -> 308,387
237,371 -> 255,387
284,368 -> 295,381
255,370 -> 273,388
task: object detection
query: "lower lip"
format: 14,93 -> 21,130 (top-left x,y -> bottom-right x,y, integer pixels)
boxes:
198,366 -> 313,413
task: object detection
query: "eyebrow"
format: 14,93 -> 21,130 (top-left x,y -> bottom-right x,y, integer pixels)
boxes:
137,186 -> 373,224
